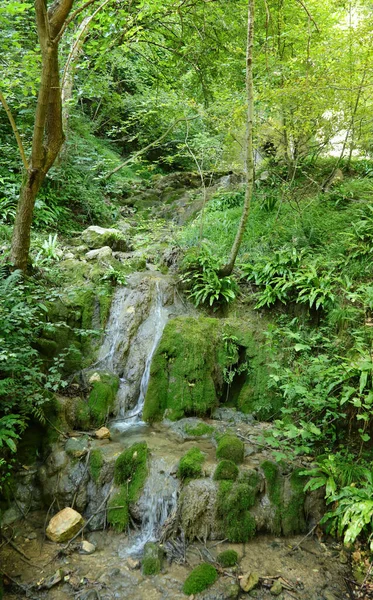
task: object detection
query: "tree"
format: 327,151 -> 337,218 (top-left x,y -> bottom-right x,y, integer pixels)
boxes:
219,0 -> 255,276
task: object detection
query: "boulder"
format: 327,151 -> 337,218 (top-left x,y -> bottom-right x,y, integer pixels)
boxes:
142,542 -> 164,575
85,246 -> 112,261
81,226 -> 130,251
65,437 -> 89,459
46,507 -> 84,542
95,427 -> 111,440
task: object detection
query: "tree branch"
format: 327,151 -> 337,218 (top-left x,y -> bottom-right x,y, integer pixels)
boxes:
53,0 -> 100,43
0,91 -> 29,170
294,0 -> 319,33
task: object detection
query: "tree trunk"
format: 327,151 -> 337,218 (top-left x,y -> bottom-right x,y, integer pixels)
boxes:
219,0 -> 254,277
10,0 -> 74,271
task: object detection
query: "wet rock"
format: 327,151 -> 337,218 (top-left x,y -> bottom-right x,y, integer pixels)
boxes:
82,225 -> 131,251
126,558 -> 141,570
270,580 -> 283,595
212,407 -> 254,425
80,540 -> 96,555
197,580 -> 240,599
85,246 -> 113,261
65,437 -> 89,458
95,426 -> 111,440
142,542 -> 164,575
41,568 -> 65,589
179,479 -> 221,541
46,507 -> 84,542
240,572 -> 259,593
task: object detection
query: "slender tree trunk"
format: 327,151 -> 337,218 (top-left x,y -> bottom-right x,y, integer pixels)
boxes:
219,0 -> 254,277
10,0 -> 74,271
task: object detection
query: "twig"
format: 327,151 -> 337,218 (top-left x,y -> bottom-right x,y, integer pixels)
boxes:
286,522 -> 319,554
1,533 -> 40,568
0,91 -> 29,169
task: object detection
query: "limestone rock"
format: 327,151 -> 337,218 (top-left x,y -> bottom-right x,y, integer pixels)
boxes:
80,540 -> 96,554
270,580 -> 283,596
46,507 -> 84,542
126,558 -> 141,570
142,541 -> 163,575
65,437 -> 89,458
95,427 -> 111,440
82,226 -> 130,251
85,246 -> 112,261
179,479 -> 221,541
240,572 -> 259,593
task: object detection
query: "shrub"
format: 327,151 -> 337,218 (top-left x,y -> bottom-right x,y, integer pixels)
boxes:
183,563 -> 218,595
217,550 -> 238,567
177,448 -> 205,480
216,434 -> 244,464
213,460 -> 239,481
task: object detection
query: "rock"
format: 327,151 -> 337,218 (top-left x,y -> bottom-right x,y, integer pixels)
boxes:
179,479 -> 221,541
65,437 -> 89,458
41,568 -> 65,589
197,580 -> 240,599
95,427 -> 111,440
46,507 -> 84,542
270,580 -> 283,596
126,558 -> 141,570
85,246 -> 112,261
80,540 -> 96,554
89,372 -> 102,384
240,572 -> 259,593
64,252 -> 75,260
339,550 -> 348,564
142,542 -> 164,575
82,226 -> 130,251
323,592 -> 337,600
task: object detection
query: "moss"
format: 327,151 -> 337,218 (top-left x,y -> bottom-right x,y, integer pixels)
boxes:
142,542 -> 163,576
282,469 -> 307,536
89,449 -> 104,482
88,373 -> 119,427
35,338 -> 58,358
184,422 -> 214,437
261,461 -> 282,535
108,442 -> 148,532
217,550 -> 238,567
217,478 -> 258,542
177,448 -> 205,480
213,460 -> 239,481
114,442 -> 148,502
183,563 -> 218,595
107,486 -> 129,531
216,434 -> 244,464
74,398 -> 92,430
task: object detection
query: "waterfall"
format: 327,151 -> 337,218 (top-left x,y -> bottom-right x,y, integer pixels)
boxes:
119,457 -> 178,558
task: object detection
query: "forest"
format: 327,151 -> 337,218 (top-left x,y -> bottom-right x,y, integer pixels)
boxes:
2,0 -> 373,598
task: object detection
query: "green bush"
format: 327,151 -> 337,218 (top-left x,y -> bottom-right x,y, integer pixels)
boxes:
217,550 -> 238,567
213,460 -> 239,481
177,448 -> 205,480
183,563 -> 218,595
216,434 -> 244,464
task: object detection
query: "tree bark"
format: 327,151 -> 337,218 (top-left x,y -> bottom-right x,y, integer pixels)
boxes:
10,0 -> 74,271
219,0 -> 255,277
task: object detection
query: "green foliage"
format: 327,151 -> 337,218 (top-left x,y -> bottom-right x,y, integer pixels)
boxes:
217,550 -> 238,567
177,448 -> 205,481
213,459 -> 239,481
207,190 -> 244,212
34,234 -> 60,265
101,265 -> 127,286
181,245 -> 237,308
183,564 -> 218,596
216,434 -> 244,465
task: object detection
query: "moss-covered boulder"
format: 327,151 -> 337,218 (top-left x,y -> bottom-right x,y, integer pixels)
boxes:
88,372 -> 119,427
216,434 -> 244,464
82,226 -> 131,251
217,550 -> 238,567
89,449 -> 104,482
143,316 -> 260,423
213,460 -> 239,481
107,442 -> 148,531
142,542 -> 164,576
216,472 -> 260,542
183,563 -> 218,596
177,448 -> 205,480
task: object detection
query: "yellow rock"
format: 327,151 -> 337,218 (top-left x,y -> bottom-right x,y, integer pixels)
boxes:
46,507 -> 84,543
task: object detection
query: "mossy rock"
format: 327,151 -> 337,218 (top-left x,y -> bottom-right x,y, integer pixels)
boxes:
88,372 -> 119,427
89,449 -> 104,482
107,442 -> 148,532
217,550 -> 238,567
184,422 -> 214,437
142,542 -> 163,576
183,563 -> 218,595
177,448 -> 205,481
216,478 -> 258,543
216,434 -> 244,465
213,460 -> 239,481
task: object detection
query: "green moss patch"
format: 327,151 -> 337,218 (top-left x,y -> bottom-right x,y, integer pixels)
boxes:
142,542 -> 163,576
217,550 -> 238,567
184,422 -> 214,437
216,434 -> 244,464
216,476 -> 258,542
107,442 -> 148,532
89,449 -> 104,482
213,460 -> 239,481
183,563 -> 218,595
177,448 -> 205,481
88,373 -> 119,427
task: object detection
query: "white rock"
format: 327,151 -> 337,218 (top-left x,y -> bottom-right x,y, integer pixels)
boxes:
85,246 -> 112,261
46,507 -> 84,543
80,540 -> 96,555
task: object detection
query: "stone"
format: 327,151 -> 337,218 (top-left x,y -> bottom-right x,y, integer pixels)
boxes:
46,507 -> 84,543
64,252 -> 75,260
80,540 -> 96,555
126,558 -> 141,570
82,226 -> 130,251
240,572 -> 259,593
142,542 -> 164,575
270,580 -> 283,596
95,427 -> 111,440
65,437 -> 89,458
85,246 -> 112,261
89,372 -> 102,384
323,592 -> 337,600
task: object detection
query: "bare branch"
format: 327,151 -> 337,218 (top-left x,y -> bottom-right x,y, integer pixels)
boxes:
53,0 -> 100,43
0,91 -> 29,170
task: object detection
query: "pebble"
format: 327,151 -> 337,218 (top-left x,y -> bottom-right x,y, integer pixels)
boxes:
80,540 -> 96,555
270,580 -> 283,596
